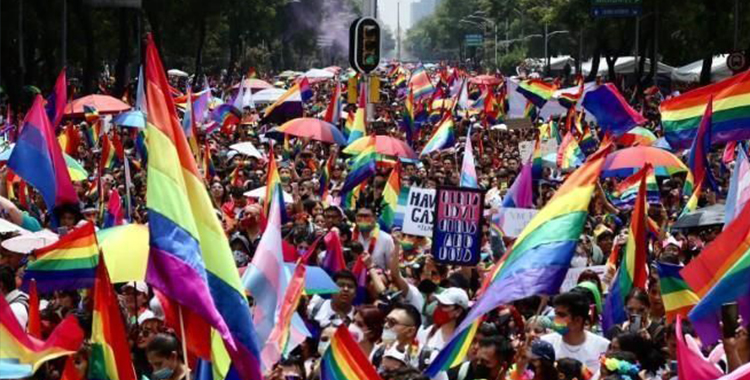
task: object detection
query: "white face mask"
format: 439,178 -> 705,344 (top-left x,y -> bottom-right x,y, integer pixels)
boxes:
381,327 -> 397,343
318,341 -> 330,356
571,255 -> 588,268
349,324 -> 365,343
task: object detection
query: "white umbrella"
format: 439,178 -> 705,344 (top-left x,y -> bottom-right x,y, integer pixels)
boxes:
230,142 -> 264,159
304,68 -> 335,79
253,88 -> 287,104
167,69 -> 189,78
244,186 -> 294,203
1,229 -> 58,254
0,218 -> 29,235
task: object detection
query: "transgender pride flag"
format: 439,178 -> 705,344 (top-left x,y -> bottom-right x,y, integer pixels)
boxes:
725,147 -> 750,227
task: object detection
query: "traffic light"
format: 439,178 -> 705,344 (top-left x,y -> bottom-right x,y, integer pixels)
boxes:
349,17 -> 381,74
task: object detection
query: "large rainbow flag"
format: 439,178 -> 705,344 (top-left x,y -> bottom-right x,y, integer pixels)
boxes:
603,164 -> 650,331
661,69 -> 750,149
656,262 -> 699,324
420,112 -> 455,156
517,79 -> 556,108
88,259 -> 136,380
321,326 -> 383,380
23,222 -> 99,293
143,34 -> 262,380
1,297 -> 84,379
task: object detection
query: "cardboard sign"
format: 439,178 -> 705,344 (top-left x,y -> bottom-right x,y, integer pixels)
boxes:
559,265 -> 607,293
402,187 -> 436,237
492,208 -> 539,238
519,141 -> 534,162
432,187 -> 485,266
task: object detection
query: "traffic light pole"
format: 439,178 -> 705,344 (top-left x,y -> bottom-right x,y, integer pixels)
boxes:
364,0 -> 376,124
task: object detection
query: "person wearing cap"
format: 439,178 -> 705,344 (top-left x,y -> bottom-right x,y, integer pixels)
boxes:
417,287 -> 469,354
122,281 -> 151,327
370,303 -> 422,371
381,345 -> 409,373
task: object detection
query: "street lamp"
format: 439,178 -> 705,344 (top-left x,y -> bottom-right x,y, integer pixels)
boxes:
543,24 -> 569,75
465,13 -> 498,68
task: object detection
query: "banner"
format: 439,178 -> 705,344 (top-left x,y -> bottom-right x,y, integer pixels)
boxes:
559,265 -> 607,292
431,187 -> 484,266
402,187 -> 436,237
492,207 -> 539,238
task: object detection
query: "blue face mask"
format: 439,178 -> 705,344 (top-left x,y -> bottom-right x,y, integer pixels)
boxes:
152,367 -> 174,380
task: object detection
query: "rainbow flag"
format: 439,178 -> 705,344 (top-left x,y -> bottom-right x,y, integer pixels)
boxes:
264,144 -> 286,220
340,138 -> 376,195
523,100 -> 537,120
582,83 -> 647,137
449,143 -> 612,354
324,82 -> 342,125
420,112 -> 455,156
378,163 -> 401,232
517,79 -> 556,108
681,97 -> 716,217
263,83 -> 304,124
661,69 -> 750,150
319,154 -> 335,199
656,262 -> 699,324
99,134 -> 123,171
321,326 -> 382,380
22,222 -> 98,293
261,255 -> 307,365
531,137 -> 543,179
84,105 -> 100,125
347,87 -> 367,145
557,78 -> 584,109
144,35 -> 262,380
556,131 -> 585,170
341,183 -> 362,210
603,164 -> 650,331
8,95 -> 78,212
88,259 -> 136,380
45,68 -> 67,129
0,298 -> 84,379
103,190 -> 124,228
211,104 -> 241,131
424,319 -> 481,377
408,67 -> 435,99
460,127 -> 478,188
203,144 -> 217,182
401,85 -> 416,142
579,124 -> 597,153
610,166 -> 660,209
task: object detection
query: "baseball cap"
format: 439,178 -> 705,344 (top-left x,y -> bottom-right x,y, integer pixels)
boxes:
529,340 -> 555,362
662,235 -> 683,249
383,345 -> 408,365
123,281 -> 149,294
434,287 -> 469,309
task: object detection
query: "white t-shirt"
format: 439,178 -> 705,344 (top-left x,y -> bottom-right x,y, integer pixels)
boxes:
306,295 -> 355,328
6,289 -> 29,328
541,331 -> 610,374
402,284 -> 425,312
359,230 -> 395,270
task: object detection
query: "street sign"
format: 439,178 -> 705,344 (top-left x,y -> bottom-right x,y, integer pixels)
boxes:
465,34 -> 483,47
727,51 -> 748,74
591,0 -> 642,18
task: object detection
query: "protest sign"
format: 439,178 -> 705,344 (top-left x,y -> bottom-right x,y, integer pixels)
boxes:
491,207 -> 539,238
519,140 -> 534,162
402,187 -> 436,237
432,187 -> 484,266
559,265 -> 607,293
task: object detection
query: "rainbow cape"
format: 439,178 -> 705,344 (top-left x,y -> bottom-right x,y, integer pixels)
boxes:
656,262 -> 699,324
144,34 -> 262,380
23,222 -> 99,293
420,112 -> 455,156
88,259 -> 136,380
660,69 -> 750,149
556,131 -> 585,170
0,297 -> 84,379
321,326 -> 383,380
517,79 -> 556,108
603,164 -> 650,331
378,163 -> 401,232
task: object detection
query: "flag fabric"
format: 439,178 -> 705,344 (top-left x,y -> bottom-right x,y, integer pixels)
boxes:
656,262 -> 699,324
675,316 -> 723,380
8,95 -> 78,212
531,137 -> 543,180
22,222 -> 99,293
320,326 -> 383,380
84,120 -> 101,148
261,257 -> 307,367
725,146 -> 750,226
579,124 -> 597,154
517,79 -> 556,108
409,67 -> 435,99
324,82 -> 343,125
99,133 -> 123,172
681,97 -> 716,217
135,66 -> 146,112
144,35 -> 262,380
582,83 -> 647,137
557,78 -> 584,109
340,138 -> 377,195
556,131 -> 585,170
401,85 -> 417,142
319,154 -> 335,199
449,143 -> 612,351
88,259 -> 136,380
610,166 -> 660,209
502,164 -> 533,208
348,88 -> 367,145
523,101 -> 537,120
203,144 -> 217,182
322,230 -> 347,275
420,112 -> 455,156
45,68 -> 67,129
378,163 -> 401,232
263,145 -> 287,221
299,77 -> 313,102
0,297 -> 84,379
263,83 -> 304,124
103,190 -> 124,228
27,280 -> 41,339
660,69 -> 750,150
603,164 -> 650,331
211,104 -> 241,132
460,128 -> 479,188
84,105 -> 100,125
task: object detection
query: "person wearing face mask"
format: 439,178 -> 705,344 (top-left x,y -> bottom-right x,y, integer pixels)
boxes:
146,333 -> 188,380
370,303 -> 422,370
448,336 -> 515,380
353,208 -> 395,270
417,287 -> 469,359
348,305 -> 385,357
512,340 -> 558,380
541,292 -> 609,375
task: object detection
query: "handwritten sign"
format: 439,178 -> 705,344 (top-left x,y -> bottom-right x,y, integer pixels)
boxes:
402,187 -> 436,237
491,208 -> 539,238
559,265 -> 607,293
432,187 -> 485,266
519,141 -> 535,162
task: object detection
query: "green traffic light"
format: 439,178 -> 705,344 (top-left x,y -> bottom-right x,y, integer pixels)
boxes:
365,55 -> 377,65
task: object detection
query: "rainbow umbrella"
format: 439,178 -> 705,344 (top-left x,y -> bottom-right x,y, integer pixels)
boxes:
343,135 -> 418,159
274,117 -> 347,145
617,126 -> 657,147
98,224 -> 149,283
602,146 -> 688,177
113,110 -> 146,129
0,144 -> 88,181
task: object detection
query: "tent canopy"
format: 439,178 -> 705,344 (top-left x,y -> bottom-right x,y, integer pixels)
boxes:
671,55 -> 733,83
581,56 -> 674,76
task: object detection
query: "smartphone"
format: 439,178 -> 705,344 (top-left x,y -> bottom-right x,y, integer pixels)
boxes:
669,360 -> 678,372
722,302 -> 739,338
629,314 -> 642,333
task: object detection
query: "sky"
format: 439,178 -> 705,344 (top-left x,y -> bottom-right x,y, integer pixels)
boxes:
378,0 -> 413,36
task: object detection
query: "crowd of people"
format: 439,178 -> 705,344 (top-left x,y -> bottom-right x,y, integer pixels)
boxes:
0,56 -> 748,380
